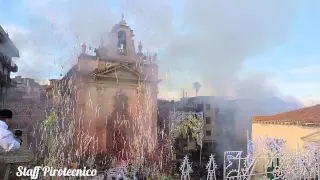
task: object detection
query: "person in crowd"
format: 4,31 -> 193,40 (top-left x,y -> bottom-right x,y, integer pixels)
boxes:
176,162 -> 181,173
137,166 -> 144,180
0,109 -> 21,151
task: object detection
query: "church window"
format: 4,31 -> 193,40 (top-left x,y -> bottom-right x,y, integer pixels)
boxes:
117,30 -> 127,55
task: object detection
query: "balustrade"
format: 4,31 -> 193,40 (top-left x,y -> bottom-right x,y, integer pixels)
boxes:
0,53 -> 18,72
0,150 -> 34,180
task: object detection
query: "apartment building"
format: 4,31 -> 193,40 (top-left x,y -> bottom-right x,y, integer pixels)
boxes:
180,96 -> 238,164
12,76 -> 42,102
0,25 -> 19,95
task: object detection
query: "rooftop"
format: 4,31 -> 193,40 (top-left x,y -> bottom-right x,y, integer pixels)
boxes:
252,104 -> 320,124
0,25 -> 19,57
185,96 -> 235,102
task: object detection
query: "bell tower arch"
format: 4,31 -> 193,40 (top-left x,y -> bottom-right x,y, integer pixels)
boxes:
108,14 -> 136,59
117,30 -> 127,53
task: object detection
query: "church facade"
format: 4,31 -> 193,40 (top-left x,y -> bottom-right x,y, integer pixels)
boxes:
54,16 -> 160,161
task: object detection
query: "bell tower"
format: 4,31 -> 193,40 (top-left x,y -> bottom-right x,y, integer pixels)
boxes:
107,14 -> 136,60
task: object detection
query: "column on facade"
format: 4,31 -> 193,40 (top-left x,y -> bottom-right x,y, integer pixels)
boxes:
80,85 -> 98,155
95,85 -> 107,153
74,84 -> 86,152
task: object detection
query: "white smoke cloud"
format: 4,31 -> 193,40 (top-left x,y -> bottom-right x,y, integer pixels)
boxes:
5,0 -> 309,104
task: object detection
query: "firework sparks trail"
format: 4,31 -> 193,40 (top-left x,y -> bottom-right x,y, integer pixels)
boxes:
30,78 -> 100,179
16,53 -> 172,178
115,67 -> 119,83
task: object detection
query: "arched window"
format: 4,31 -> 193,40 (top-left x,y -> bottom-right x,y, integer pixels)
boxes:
117,30 -> 127,51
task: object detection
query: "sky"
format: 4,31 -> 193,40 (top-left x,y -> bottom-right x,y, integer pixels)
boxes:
0,0 -> 320,105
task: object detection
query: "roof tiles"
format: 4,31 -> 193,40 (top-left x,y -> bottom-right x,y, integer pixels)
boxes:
252,104 -> 320,123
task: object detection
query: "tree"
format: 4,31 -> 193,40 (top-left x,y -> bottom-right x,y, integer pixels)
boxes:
193,82 -> 201,96
173,116 -> 203,155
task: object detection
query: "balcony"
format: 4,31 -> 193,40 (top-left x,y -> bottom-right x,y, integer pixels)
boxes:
178,103 -> 204,112
0,53 -> 18,72
10,61 -> 18,72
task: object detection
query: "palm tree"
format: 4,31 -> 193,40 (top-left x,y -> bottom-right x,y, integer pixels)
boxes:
193,82 -> 201,96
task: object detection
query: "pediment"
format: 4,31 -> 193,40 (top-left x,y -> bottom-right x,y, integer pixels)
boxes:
95,64 -> 144,80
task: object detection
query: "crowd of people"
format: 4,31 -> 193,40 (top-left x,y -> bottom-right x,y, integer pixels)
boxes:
106,164 -> 152,180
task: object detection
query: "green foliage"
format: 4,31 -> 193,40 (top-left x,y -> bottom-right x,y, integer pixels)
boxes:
69,119 -> 75,133
173,115 -> 203,143
162,176 -> 169,180
43,111 -> 56,128
35,110 -> 77,168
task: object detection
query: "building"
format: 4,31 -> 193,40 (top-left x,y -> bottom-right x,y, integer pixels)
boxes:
252,104 -> 320,150
251,104 -> 320,174
12,76 -> 42,102
0,25 -> 18,95
178,96 -> 239,166
47,16 -> 160,160
45,79 -> 59,103
179,97 -> 218,153
157,100 -> 176,143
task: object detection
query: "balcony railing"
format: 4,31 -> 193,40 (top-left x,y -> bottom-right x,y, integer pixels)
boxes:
0,53 -> 18,72
11,63 -> 18,72
0,150 -> 33,180
10,60 -> 18,72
